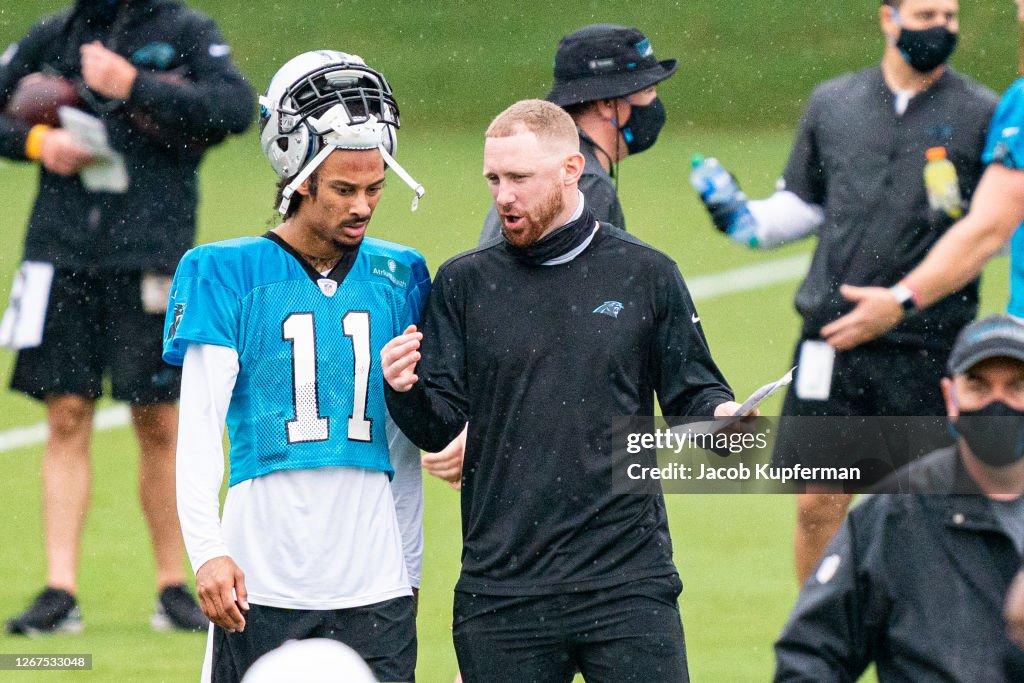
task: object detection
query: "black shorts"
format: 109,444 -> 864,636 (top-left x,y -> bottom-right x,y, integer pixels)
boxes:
210,597 -> 416,683
452,574 -> 688,683
10,270 -> 180,404
772,339 -> 952,484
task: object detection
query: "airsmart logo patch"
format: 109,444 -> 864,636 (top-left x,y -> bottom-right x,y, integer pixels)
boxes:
166,302 -> 185,340
593,301 -> 624,318
369,255 -> 410,288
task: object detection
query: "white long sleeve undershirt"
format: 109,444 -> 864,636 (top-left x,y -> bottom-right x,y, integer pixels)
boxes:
747,189 -> 825,249
176,342 -> 420,609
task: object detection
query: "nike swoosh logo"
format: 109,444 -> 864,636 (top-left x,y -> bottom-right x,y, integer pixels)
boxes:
691,313 -> 701,323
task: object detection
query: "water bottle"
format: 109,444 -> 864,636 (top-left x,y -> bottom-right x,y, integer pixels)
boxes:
923,146 -> 963,219
689,155 -> 758,246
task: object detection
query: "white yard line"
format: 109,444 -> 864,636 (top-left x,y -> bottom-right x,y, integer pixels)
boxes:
0,255 -> 812,453
689,253 -> 810,301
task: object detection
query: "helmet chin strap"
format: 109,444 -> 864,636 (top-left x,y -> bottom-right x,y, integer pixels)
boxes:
277,107 -> 425,215
278,144 -> 335,215
379,145 -> 425,211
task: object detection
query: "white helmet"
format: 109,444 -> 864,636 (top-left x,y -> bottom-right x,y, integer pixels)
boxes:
241,639 -> 378,683
259,50 -> 424,214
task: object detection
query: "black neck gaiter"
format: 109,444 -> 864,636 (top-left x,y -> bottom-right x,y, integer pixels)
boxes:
503,205 -> 596,266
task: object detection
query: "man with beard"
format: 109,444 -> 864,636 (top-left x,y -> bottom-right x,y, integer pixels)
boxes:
0,0 -> 253,635
382,98 -> 741,683
426,24 -> 678,492
775,314 -> 1024,681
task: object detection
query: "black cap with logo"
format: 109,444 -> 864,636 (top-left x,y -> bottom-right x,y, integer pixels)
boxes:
546,24 -> 678,107
947,314 -> 1024,375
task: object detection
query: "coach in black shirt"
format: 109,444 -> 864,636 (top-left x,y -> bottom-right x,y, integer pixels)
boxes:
384,99 -> 739,683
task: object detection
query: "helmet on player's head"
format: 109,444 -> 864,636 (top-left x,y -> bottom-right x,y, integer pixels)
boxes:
259,50 -> 423,215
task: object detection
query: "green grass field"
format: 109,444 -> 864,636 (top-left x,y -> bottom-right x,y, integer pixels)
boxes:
0,125 -> 1011,682
0,0 -> 1017,680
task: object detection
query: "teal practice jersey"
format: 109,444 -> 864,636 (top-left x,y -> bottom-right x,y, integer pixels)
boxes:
982,77 -> 1024,318
163,233 -> 430,485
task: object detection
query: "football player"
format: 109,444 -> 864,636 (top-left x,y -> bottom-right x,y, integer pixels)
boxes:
163,51 -> 428,683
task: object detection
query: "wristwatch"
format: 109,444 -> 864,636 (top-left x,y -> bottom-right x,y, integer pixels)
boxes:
889,282 -> 919,316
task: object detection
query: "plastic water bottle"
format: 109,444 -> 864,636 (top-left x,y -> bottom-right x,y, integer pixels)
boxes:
923,146 -> 963,219
689,155 -> 758,246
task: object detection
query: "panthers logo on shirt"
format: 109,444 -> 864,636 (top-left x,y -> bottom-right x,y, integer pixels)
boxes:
593,301 -> 624,318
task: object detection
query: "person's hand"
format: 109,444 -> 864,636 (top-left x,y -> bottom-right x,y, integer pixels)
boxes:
195,555 -> 249,633
381,325 -> 422,392
80,41 -> 137,100
820,285 -> 904,351
422,424 -> 466,489
39,128 -> 93,175
714,401 -> 758,418
1005,569 -> 1024,649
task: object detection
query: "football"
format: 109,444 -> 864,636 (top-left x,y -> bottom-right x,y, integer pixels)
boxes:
4,73 -> 80,127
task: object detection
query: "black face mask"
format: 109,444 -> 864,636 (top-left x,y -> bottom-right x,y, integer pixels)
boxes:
620,97 -> 666,155
950,400 -> 1024,467
896,25 -> 958,73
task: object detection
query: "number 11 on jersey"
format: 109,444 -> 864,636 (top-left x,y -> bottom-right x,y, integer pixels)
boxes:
282,310 -> 373,444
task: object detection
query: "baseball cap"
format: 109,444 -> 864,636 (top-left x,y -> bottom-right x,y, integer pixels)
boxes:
947,314 -> 1024,375
546,24 -> 678,107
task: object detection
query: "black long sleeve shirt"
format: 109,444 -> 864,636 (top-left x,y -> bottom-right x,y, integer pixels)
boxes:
387,221 -> 733,595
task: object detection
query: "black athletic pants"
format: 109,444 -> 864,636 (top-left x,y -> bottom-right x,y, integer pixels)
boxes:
453,574 -> 688,683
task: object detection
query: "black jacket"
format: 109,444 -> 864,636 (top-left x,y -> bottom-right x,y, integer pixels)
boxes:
387,213 -> 733,596
0,0 -> 254,272
784,66 -> 997,349
775,447 -> 1024,681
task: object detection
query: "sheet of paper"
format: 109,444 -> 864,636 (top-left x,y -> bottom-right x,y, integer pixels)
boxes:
0,261 -> 54,350
58,106 -> 128,193
669,366 -> 795,439
735,366 -> 795,417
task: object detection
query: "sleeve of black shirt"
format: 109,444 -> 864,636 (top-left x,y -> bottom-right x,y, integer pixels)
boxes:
653,263 -> 734,418
774,513 -> 886,682
579,172 -> 626,231
782,88 -> 827,207
0,15 -> 65,161
125,11 -> 254,141
385,265 -> 469,453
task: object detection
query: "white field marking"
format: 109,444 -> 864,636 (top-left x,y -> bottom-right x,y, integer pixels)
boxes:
688,253 -> 810,302
0,255 -> 812,453
0,405 -> 131,453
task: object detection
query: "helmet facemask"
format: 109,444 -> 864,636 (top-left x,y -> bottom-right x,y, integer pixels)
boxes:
260,53 -> 424,215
